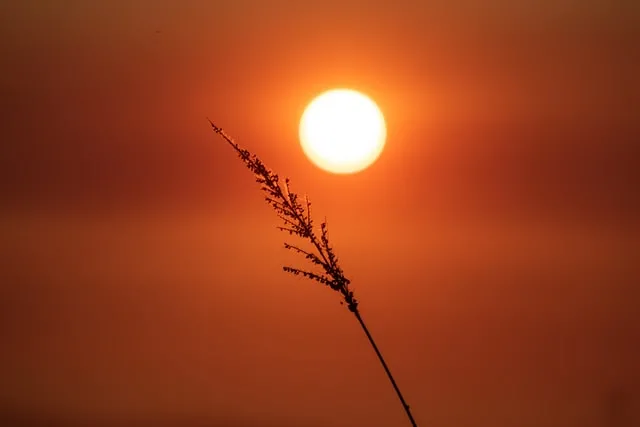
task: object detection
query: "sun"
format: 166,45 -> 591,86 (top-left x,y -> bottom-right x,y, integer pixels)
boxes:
299,89 -> 386,174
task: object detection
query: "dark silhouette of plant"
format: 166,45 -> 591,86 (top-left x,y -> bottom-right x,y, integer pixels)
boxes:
209,120 -> 419,427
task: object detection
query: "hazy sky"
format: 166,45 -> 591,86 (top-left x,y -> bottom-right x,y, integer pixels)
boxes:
1,1 -> 639,426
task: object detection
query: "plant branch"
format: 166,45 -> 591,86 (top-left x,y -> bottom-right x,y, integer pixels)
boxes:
353,308 -> 418,427
208,119 -> 419,426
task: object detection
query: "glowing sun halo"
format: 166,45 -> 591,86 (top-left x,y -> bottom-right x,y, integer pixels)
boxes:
299,89 -> 386,174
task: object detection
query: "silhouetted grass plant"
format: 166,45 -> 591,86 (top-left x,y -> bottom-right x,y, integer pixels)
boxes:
209,120 -> 419,427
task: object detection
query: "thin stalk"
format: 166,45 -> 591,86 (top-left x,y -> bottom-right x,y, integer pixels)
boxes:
209,121 -> 419,425
353,309 -> 418,427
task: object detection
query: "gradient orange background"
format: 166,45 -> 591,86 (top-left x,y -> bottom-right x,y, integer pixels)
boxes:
1,1 -> 638,426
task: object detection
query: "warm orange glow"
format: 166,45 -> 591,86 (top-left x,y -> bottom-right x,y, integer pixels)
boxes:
299,89 -> 386,174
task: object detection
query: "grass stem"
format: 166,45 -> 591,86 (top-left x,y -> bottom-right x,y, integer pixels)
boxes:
353,309 -> 418,427
209,120 -> 419,426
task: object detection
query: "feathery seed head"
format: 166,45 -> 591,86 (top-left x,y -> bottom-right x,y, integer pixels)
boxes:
210,120 -> 357,312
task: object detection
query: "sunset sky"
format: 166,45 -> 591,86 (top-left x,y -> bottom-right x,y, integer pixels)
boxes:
1,1 -> 639,426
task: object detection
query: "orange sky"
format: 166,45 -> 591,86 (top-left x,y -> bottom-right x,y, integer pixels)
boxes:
1,1 -> 639,426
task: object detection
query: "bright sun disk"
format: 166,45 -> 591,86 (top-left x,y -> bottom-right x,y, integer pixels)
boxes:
299,89 -> 386,174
